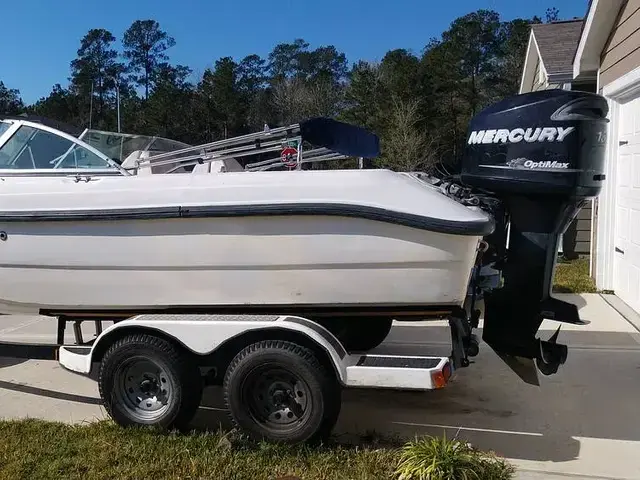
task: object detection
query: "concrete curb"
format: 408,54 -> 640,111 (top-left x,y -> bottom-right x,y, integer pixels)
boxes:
516,470 -> 627,480
600,293 -> 640,333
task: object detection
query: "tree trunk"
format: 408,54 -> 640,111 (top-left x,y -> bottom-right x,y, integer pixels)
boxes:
145,69 -> 149,100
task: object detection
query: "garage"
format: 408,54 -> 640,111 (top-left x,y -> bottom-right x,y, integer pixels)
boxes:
566,0 -> 640,315
612,96 -> 640,313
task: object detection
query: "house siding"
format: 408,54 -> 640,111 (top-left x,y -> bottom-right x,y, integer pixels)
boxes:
576,200 -> 592,254
600,0 -> 640,87
531,57 -> 545,91
518,20 -> 593,255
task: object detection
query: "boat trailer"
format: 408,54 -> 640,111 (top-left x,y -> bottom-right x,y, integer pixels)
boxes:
0,306 -> 480,444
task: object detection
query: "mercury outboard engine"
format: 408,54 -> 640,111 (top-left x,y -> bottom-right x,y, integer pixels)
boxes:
460,89 -> 609,383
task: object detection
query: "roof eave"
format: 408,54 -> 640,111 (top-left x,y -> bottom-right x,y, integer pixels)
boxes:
573,0 -> 626,78
519,30 -> 548,94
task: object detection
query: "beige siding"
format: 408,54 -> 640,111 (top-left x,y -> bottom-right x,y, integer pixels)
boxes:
577,205 -> 592,220
576,201 -> 593,254
576,230 -> 591,243
576,218 -> 591,230
561,201 -> 592,255
576,241 -> 591,253
531,57 -> 543,91
600,0 -> 640,86
619,0 -> 640,24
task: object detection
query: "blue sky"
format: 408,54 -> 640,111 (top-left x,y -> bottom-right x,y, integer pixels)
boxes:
1,0 -> 588,104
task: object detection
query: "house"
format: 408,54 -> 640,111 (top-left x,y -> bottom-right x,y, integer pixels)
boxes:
519,18 -> 593,256
520,0 -> 640,316
520,19 -> 588,92
577,0 -> 640,315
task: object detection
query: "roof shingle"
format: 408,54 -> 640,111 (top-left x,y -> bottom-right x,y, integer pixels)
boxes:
532,19 -> 584,75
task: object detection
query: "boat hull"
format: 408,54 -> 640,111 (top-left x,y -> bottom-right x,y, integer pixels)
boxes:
0,214 -> 480,316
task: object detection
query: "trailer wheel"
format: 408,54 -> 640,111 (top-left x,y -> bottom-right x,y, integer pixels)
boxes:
98,334 -> 202,430
314,317 -> 393,352
223,340 -> 341,444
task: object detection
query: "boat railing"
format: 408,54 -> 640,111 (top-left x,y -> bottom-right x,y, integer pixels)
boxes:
132,118 -> 380,173
245,148 -> 349,171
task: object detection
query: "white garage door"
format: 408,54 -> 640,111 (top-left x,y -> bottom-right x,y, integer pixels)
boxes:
613,96 -> 640,313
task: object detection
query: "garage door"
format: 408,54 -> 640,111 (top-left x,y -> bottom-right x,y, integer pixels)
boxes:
614,96 -> 640,313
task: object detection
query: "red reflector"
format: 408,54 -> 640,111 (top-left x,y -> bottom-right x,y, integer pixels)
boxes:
432,371 -> 446,388
432,362 -> 452,389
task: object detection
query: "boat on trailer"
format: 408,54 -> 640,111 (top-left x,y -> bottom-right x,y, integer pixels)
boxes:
0,89 -> 608,367
0,88 -> 610,442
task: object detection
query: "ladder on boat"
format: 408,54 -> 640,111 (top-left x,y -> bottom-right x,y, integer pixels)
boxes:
130,118 -> 380,174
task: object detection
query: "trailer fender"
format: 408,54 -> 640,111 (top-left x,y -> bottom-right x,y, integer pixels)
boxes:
58,314 -> 349,383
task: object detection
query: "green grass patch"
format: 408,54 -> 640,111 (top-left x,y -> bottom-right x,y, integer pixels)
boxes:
0,419 -> 515,480
395,436 -> 515,480
553,256 -> 598,294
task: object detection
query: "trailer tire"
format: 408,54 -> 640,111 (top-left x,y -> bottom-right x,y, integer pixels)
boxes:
223,340 -> 341,444
98,334 -> 202,431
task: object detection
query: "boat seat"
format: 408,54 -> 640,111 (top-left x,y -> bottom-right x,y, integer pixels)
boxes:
191,158 -> 245,174
121,150 -> 154,175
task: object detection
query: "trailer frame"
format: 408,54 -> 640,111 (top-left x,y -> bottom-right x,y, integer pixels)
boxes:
0,311 -> 478,444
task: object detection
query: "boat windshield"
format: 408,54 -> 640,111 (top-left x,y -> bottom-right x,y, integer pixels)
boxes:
0,121 -> 11,139
79,129 -> 192,165
0,122 -> 118,171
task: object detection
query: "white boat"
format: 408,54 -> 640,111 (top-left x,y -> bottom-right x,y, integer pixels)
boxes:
0,169 -> 491,316
0,89 -> 612,379
0,115 -> 490,317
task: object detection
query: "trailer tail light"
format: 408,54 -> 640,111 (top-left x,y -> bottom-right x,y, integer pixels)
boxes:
432,361 -> 452,388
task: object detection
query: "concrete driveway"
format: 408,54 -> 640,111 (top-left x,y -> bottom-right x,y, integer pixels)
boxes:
0,293 -> 638,479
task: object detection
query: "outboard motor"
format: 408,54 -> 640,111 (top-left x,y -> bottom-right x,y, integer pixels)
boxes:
460,89 -> 609,383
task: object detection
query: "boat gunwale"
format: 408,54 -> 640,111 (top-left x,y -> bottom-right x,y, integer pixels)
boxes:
0,202 -> 496,236
39,303 -> 459,321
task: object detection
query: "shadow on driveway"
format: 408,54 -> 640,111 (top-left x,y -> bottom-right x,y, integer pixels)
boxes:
0,379 -> 101,405
190,324 -> 640,465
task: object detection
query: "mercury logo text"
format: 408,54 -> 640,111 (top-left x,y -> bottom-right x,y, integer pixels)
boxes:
468,126 -> 575,145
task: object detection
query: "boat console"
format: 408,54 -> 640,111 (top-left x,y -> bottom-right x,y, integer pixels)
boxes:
459,89 -> 609,381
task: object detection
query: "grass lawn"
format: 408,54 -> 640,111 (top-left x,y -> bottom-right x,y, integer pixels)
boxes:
553,256 -> 598,294
0,419 -> 515,480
